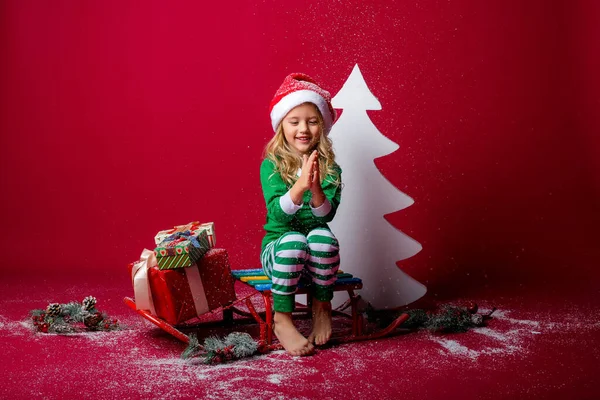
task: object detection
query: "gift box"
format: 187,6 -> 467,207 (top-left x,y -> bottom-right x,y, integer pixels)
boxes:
154,221 -> 216,248
130,248 -> 237,325
154,229 -> 211,270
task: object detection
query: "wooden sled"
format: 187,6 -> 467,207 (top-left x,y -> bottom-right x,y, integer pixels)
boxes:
124,268 -> 410,351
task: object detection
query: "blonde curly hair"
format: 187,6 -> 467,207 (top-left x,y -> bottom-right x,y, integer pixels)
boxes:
263,103 -> 340,188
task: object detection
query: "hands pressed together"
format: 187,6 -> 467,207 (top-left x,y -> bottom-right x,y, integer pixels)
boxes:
291,150 -> 325,207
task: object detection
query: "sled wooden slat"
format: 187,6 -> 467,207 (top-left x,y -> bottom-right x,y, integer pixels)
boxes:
231,269 -> 361,292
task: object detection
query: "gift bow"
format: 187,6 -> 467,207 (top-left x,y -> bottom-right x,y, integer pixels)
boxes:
165,222 -> 200,235
131,249 -> 157,314
164,230 -> 202,249
131,248 -> 209,319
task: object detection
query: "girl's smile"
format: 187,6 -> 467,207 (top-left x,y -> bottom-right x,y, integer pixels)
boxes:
282,103 -> 322,155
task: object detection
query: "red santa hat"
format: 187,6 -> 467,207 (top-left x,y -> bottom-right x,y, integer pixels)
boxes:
269,73 -> 336,134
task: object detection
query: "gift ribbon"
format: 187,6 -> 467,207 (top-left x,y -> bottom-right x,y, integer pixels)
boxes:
165,222 -> 200,235
184,265 -> 210,316
165,230 -> 202,249
160,231 -> 209,316
132,249 -> 157,314
154,222 -> 201,245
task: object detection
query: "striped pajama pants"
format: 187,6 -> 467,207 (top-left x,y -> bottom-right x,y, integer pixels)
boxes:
261,228 -> 340,313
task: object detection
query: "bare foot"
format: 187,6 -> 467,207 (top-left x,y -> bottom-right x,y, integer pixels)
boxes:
273,312 -> 314,356
309,299 -> 332,346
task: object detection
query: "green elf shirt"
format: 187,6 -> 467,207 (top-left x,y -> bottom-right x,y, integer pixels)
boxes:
260,158 -> 342,250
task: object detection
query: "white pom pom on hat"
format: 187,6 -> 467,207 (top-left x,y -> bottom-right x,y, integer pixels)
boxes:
269,73 -> 337,134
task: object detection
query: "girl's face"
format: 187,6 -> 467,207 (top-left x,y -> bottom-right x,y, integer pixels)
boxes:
281,103 -> 321,156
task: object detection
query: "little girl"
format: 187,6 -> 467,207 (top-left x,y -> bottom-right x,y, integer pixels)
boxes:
260,73 -> 342,356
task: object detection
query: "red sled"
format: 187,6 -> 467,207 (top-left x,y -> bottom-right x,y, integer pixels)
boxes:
124,248 -> 409,350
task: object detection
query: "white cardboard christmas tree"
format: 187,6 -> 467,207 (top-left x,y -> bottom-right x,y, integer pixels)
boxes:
329,64 -> 426,309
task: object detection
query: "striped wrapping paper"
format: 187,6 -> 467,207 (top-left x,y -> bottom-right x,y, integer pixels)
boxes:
154,229 -> 212,270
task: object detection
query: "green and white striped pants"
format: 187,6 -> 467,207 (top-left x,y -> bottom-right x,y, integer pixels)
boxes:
261,228 -> 340,313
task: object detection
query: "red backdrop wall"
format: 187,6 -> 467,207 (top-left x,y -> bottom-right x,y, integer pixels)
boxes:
1,1 -> 598,302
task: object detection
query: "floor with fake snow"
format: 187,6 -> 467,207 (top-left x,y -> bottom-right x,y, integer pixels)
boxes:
1,273 -> 598,400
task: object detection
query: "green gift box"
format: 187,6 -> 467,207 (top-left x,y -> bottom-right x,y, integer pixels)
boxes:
154,229 -> 211,270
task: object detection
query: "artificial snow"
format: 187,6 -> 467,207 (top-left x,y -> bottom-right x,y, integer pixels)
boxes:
1,295 -> 599,399
267,374 -> 284,384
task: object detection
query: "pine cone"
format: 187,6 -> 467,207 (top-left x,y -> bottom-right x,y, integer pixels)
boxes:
46,303 -> 62,317
82,296 -> 97,311
84,312 -> 103,328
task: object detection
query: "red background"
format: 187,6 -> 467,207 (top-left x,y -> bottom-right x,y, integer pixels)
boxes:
1,1 -> 598,303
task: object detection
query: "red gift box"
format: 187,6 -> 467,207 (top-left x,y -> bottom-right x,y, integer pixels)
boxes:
130,248 -> 236,325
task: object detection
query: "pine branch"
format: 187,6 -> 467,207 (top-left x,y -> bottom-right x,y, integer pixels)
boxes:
62,302 -> 85,322
181,335 -> 204,359
366,302 -> 496,333
181,332 -> 263,364
204,336 -> 226,353
225,332 -> 258,358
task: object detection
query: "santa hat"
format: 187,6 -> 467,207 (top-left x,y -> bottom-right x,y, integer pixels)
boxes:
269,73 -> 336,134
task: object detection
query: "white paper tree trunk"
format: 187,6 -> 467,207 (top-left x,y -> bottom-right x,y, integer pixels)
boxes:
329,64 -> 426,309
